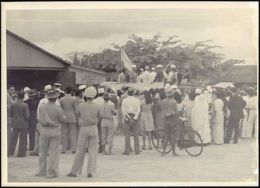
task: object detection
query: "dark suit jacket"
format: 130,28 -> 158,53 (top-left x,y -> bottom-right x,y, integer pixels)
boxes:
10,100 -> 30,129
227,94 -> 246,120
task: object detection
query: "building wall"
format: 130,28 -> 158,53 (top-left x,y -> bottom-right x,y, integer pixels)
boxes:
69,66 -> 108,85
7,34 -> 66,69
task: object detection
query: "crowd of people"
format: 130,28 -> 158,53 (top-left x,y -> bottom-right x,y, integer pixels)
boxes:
7,75 -> 257,179
118,64 -> 191,85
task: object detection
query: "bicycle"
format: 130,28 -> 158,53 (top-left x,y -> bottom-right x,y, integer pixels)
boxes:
151,117 -> 204,157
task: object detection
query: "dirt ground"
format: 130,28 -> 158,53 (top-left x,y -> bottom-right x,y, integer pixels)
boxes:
7,136 -> 258,185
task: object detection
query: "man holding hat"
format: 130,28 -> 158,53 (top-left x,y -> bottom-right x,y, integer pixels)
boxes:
35,89 -> 64,178
67,86 -> 101,178
121,87 -> 141,155
160,87 -> 179,156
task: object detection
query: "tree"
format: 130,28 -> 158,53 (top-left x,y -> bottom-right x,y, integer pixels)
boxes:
65,34 -> 244,83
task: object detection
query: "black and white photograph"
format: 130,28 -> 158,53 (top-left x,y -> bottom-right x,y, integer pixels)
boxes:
1,1 -> 258,186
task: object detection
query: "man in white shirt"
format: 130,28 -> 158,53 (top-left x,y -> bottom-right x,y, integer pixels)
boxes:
122,87 -> 141,155
168,64 -> 178,85
141,66 -> 151,85
149,67 -> 157,84
23,87 -> 31,101
137,68 -> 144,83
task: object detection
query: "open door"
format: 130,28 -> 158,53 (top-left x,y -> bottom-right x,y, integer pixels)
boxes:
56,71 -> 76,90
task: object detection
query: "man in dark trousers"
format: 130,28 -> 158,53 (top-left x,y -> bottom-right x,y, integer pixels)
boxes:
8,91 -> 30,157
121,87 -> 141,155
24,90 -> 39,151
161,87 -> 179,156
224,87 -> 246,144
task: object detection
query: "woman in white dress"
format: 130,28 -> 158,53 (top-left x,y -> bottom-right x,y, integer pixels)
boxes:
212,91 -> 224,144
245,89 -> 257,138
240,90 -> 250,138
191,89 -> 211,144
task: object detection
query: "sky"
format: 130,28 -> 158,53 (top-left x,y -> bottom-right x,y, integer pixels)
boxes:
6,5 -> 258,64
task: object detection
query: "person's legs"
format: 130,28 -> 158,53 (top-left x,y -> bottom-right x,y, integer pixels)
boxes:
247,110 -> 256,138
7,118 -> 12,147
97,119 -> 102,153
69,123 -> 77,153
233,118 -> 241,143
124,121 -> 131,154
61,124 -> 69,153
31,123 -> 40,155
36,129 -> 48,176
47,130 -> 60,178
147,131 -> 152,149
8,128 -> 19,156
101,126 -> 107,153
87,127 -> 98,175
171,124 -> 178,154
18,128 -> 28,156
70,127 -> 87,175
142,133 -> 146,149
107,125 -> 114,154
224,117 -> 235,143
163,122 -> 171,154
28,118 -> 37,151
133,121 -> 140,154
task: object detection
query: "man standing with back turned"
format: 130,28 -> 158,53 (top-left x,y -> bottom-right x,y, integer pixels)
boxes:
60,86 -> 78,154
122,87 -> 141,155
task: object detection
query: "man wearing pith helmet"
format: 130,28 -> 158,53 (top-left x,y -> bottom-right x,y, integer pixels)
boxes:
67,86 -> 101,178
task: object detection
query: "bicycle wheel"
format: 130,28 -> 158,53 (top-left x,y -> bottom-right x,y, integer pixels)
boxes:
151,129 -> 172,154
183,129 -> 203,157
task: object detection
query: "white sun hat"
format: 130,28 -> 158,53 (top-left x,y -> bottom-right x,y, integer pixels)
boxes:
84,86 -> 97,98
44,85 -> 52,91
79,84 -> 87,90
156,64 -> 163,68
24,87 -> 30,93
54,83 -> 62,86
171,85 -> 178,89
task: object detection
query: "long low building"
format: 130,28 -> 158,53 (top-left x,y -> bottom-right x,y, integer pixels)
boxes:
6,30 -> 108,90
69,64 -> 108,86
220,64 -> 257,88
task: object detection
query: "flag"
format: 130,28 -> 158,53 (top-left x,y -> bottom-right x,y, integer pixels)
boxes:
121,49 -> 134,72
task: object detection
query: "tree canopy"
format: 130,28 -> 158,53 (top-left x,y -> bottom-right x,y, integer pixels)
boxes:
66,33 -> 244,84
